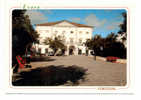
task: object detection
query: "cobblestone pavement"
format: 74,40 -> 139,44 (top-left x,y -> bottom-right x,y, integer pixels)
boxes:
30,55 -> 127,86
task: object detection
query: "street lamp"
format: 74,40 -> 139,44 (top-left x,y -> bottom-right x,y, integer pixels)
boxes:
100,46 -> 103,51
100,46 -> 103,56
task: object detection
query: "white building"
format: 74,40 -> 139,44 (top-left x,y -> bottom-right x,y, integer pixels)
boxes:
35,20 -> 93,55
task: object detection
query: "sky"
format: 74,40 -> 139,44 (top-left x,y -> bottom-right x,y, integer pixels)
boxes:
25,9 -> 126,37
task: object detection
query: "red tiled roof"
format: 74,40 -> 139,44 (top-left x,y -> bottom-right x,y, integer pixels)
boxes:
36,20 -> 93,28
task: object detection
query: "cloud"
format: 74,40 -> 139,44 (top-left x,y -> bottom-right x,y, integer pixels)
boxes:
25,10 -> 48,25
106,21 -> 122,30
106,14 -> 123,30
70,17 -> 81,23
84,13 -> 106,27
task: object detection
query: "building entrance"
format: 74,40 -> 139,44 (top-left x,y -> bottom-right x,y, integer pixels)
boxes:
78,49 -> 82,55
69,45 -> 75,55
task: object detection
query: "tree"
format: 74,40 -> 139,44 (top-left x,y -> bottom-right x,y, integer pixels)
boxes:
104,33 -> 126,58
85,39 -> 93,50
118,12 -> 127,41
85,34 -> 104,56
12,10 -> 39,43
118,12 -> 127,34
85,33 -> 126,58
12,10 -> 39,72
92,35 -> 104,56
44,37 -> 66,55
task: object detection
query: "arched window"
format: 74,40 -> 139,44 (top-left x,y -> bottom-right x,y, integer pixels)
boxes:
79,38 -> 82,44
70,38 -> 74,44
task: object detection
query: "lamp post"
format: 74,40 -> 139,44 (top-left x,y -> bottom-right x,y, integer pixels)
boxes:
100,46 -> 103,56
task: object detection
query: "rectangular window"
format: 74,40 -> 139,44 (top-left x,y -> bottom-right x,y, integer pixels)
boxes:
79,39 -> 82,44
79,38 -> 83,46
70,38 -> 73,44
86,32 -> 89,34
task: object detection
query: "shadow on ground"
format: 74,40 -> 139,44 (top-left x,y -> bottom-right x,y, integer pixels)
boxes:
31,56 -> 56,62
12,65 -> 88,86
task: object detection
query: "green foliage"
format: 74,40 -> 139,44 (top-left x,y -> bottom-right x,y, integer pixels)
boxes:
12,10 -> 39,42
118,12 -> 127,41
85,39 -> 93,49
85,12 -> 127,59
12,10 -> 39,67
44,37 -> 66,54
86,34 -> 104,51
118,12 -> 127,34
85,33 -> 126,58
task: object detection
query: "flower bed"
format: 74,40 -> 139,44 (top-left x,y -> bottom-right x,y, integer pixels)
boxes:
106,56 -> 119,63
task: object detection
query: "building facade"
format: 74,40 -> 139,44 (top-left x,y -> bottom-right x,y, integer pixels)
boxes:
35,20 -> 93,55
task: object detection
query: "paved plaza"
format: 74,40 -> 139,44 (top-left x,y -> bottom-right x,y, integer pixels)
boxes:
30,55 -> 126,86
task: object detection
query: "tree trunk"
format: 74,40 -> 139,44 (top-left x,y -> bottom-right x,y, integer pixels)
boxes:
54,49 -> 59,56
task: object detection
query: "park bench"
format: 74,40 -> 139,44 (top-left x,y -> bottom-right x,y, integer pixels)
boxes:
16,55 -> 26,69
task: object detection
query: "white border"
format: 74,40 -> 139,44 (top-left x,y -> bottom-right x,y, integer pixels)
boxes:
2,0 -> 135,94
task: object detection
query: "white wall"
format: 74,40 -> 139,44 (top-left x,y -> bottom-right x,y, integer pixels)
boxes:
35,23 -> 93,55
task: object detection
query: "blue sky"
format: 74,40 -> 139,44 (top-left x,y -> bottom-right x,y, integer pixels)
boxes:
25,9 -> 126,37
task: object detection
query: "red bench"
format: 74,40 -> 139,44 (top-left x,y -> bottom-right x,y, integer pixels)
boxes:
16,55 -> 26,68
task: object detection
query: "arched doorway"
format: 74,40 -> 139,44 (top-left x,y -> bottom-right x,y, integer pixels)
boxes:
78,48 -> 82,55
61,49 -> 65,55
69,45 -> 75,55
